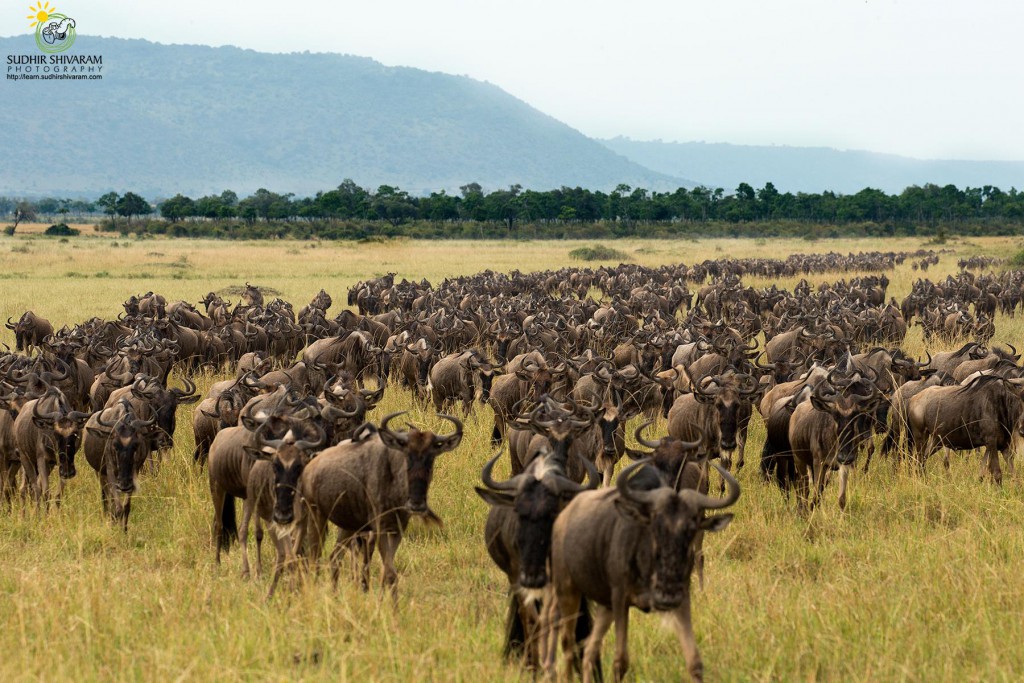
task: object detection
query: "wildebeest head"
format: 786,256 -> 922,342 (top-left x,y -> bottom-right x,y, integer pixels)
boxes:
32,390 -> 90,479
476,447 -> 599,590
131,376 -> 200,449
614,459 -> 738,611
379,411 -> 463,519
692,372 -> 761,453
251,417 -> 327,527
515,357 -> 563,402
626,420 -> 703,488
88,401 -> 157,494
809,376 -> 880,465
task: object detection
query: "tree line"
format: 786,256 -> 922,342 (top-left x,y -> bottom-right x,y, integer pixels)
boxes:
4,181 -> 1024,239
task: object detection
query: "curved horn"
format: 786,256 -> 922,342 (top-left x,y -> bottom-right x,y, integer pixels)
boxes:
616,458 -> 659,507
681,461 -> 741,510
434,413 -> 463,448
634,419 -> 662,449
379,411 -> 410,445
480,448 -> 521,492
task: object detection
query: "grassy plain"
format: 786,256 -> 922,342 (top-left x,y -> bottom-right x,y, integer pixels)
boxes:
0,233 -> 1022,682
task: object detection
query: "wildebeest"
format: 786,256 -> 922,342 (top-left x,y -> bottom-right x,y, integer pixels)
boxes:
297,412 -> 463,596
5,311 -> 54,354
788,376 -> 880,510
240,416 -> 326,596
83,399 -> 158,529
475,448 -> 600,669
14,387 -> 90,508
550,459 -> 739,683
907,373 -> 1024,484
427,348 -> 494,414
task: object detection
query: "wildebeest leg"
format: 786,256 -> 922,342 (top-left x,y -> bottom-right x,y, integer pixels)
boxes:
239,496 -> 255,579
581,603 -> 613,683
377,529 -> 401,602
556,591 -> 582,682
986,445 -> 1003,485
837,464 -> 850,511
36,455 -> 49,510
735,408 -> 751,471
862,439 -> 875,474
254,517 -> 265,579
491,416 -> 503,446
1002,445 -> 1015,478
669,590 -> 704,683
267,534 -> 288,599
210,484 -> 227,563
795,465 -> 812,513
121,495 -> 132,533
302,504 -> 329,573
611,594 -> 631,682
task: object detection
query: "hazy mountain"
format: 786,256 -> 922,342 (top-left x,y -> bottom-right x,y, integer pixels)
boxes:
600,138 -> 1024,195
0,36 -> 684,197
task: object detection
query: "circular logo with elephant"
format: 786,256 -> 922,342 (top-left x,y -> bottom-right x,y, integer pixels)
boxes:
27,2 -> 76,54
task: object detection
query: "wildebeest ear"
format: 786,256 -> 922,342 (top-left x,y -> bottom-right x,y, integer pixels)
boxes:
86,426 -> 110,439
351,422 -> 378,444
809,395 -> 831,413
613,497 -> 651,523
178,395 -> 201,405
242,445 -> 271,461
700,513 -> 734,533
514,369 -> 531,382
474,486 -> 514,507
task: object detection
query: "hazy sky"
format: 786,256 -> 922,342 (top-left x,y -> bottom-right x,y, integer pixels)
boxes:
17,0 -> 1024,160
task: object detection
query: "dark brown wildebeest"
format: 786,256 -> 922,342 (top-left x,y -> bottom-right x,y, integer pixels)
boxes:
5,311 -> 54,355
296,412 -> 462,597
881,371 -> 955,461
550,459 -> 739,683
788,377 -> 880,510
667,371 -> 760,471
488,353 -> 560,445
907,373 -> 1024,484
475,448 -> 600,670
83,399 -> 158,530
427,349 -> 494,414
106,376 -> 199,457
14,387 -> 91,508
240,416 -> 326,596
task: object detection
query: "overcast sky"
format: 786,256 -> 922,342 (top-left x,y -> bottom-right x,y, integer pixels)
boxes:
15,0 -> 1024,160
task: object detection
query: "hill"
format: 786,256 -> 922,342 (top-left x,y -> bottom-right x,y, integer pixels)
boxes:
600,138 -> 1024,194
0,36 -> 683,197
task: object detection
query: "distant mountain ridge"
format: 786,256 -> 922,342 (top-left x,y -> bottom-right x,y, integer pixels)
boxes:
599,138 -> 1024,195
0,36 -> 684,197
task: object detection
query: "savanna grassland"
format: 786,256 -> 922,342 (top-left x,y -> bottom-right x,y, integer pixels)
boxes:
1,233 -> 1023,683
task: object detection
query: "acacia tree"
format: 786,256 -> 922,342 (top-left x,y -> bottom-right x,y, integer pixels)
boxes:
10,201 -> 36,233
97,192 -> 119,230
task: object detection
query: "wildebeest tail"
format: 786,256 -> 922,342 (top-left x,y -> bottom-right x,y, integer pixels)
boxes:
502,593 -> 526,661
219,493 -> 237,551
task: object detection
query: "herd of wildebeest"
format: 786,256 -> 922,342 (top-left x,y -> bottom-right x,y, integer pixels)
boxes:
3,248 -> 1024,681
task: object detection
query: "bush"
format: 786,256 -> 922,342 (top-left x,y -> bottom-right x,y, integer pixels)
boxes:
1007,249 -> 1024,268
44,223 -> 80,236
568,245 -> 629,261
3,226 -> 14,236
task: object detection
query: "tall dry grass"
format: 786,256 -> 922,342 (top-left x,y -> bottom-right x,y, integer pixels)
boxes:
0,234 -> 1021,681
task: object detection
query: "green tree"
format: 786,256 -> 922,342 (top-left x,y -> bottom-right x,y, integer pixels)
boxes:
160,194 -> 195,222
97,192 -> 120,229
116,192 -> 152,228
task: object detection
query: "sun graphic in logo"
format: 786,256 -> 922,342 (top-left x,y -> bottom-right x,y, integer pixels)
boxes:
27,2 -> 76,53
26,1 -> 54,27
